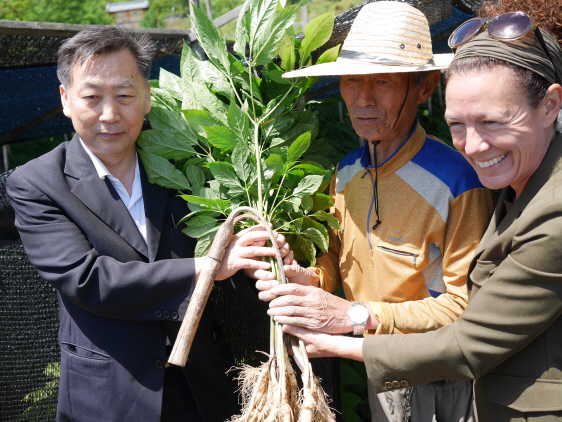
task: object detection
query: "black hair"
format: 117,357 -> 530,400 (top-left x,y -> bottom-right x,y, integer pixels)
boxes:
57,26 -> 156,88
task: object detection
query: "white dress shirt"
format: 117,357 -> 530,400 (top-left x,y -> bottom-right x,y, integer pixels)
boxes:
79,138 -> 147,243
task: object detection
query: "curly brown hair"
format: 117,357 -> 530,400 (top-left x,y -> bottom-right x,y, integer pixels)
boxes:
478,0 -> 562,47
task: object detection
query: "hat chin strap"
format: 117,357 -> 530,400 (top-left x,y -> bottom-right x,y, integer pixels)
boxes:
370,73 -> 411,231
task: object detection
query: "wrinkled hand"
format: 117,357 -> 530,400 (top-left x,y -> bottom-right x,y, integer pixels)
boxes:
283,324 -> 364,361
215,225 -> 293,281
262,284 -> 352,334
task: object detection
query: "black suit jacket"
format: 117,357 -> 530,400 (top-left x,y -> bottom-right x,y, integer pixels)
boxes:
7,135 -> 242,422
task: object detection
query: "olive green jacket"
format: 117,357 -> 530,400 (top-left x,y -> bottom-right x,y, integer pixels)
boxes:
364,132 -> 562,421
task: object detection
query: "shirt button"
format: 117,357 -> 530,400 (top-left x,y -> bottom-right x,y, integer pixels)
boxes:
154,360 -> 165,369
392,380 -> 401,388
155,311 -> 162,318
385,381 -> 393,390
163,311 -> 170,319
171,312 -> 179,320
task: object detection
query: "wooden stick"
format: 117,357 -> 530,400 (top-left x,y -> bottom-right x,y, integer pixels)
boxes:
167,212 -> 236,366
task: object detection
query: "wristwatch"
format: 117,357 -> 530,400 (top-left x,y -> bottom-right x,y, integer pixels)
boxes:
348,302 -> 369,336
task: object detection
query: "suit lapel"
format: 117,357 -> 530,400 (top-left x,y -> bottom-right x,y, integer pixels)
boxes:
65,136 -> 149,258
140,160 -> 171,262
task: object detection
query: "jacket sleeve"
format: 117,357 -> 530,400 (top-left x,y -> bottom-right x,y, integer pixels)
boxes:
363,194 -> 562,391
7,170 -> 197,322
310,169 -> 343,293
371,187 -> 496,334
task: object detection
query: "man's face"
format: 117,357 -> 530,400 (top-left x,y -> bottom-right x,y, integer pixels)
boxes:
340,72 -> 423,143
60,49 -> 151,164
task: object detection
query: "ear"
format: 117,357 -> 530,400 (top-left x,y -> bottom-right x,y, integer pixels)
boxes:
60,85 -> 72,118
416,70 -> 440,105
144,81 -> 151,115
542,83 -> 562,129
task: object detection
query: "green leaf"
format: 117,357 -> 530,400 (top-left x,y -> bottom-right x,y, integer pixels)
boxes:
312,194 -> 333,211
302,196 -> 314,213
137,149 -> 191,191
232,143 -> 252,182
313,210 -> 340,229
316,44 -> 340,65
137,130 -> 197,160
193,83 -> 229,125
190,5 -> 230,76
253,4 -> 300,66
183,109 -> 224,139
233,0 -> 252,57
262,104 -> 294,139
194,231 -> 216,257
148,107 -> 199,143
182,214 -> 219,238
227,102 -> 250,145
150,88 -> 179,110
287,131 -> 311,164
268,68 -> 292,85
248,0 -> 277,55
198,59 -> 233,99
293,161 -> 329,176
279,26 -> 296,71
265,153 -> 284,172
180,194 -> 230,211
287,233 -> 308,264
299,11 -> 335,66
292,175 -> 323,198
204,126 -> 236,152
208,162 -> 243,190
159,68 -> 183,101
185,164 -> 206,188
177,209 -> 221,226
302,226 -> 328,252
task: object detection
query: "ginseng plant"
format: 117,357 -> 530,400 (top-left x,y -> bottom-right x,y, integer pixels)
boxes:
137,0 -> 341,420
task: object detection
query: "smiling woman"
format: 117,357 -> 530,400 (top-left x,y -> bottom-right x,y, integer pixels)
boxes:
445,64 -> 559,196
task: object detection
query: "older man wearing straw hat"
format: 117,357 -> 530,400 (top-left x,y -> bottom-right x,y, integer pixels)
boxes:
256,2 -> 495,421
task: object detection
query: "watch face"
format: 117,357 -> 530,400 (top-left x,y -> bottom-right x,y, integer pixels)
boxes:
349,304 -> 369,323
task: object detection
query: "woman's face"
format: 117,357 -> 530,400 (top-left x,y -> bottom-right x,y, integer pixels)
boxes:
445,66 -> 552,198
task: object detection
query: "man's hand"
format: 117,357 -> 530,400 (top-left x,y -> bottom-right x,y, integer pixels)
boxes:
283,324 -> 364,361
211,225 -> 293,281
261,284 -> 353,334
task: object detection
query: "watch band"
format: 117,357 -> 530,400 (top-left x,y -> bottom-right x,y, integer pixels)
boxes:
353,323 -> 366,336
349,301 -> 368,336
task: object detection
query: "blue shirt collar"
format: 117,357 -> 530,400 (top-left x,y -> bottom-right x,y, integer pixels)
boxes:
360,119 -> 419,169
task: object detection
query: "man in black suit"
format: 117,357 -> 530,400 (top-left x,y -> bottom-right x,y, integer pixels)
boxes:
7,26 -> 288,422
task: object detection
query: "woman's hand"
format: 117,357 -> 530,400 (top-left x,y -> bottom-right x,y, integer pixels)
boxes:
283,324 -> 365,361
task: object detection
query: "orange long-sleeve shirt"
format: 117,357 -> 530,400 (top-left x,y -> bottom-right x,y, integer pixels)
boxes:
313,122 -> 495,334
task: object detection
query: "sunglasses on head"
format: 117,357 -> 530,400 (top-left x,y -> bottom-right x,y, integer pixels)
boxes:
448,11 -> 554,67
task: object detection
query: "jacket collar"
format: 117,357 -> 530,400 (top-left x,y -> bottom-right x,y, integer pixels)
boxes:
64,135 -> 150,259
475,132 -> 562,257
359,120 -> 426,178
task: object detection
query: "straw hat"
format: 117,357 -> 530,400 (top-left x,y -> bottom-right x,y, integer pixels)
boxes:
284,1 -> 453,78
